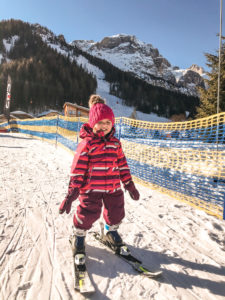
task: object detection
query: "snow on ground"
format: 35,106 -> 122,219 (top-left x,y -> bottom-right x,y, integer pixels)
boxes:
0,133 -> 225,300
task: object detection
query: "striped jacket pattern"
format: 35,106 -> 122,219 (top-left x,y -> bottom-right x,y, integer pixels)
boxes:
69,123 -> 132,193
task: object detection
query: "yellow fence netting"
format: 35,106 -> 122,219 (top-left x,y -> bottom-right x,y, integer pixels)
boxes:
1,112 -> 224,219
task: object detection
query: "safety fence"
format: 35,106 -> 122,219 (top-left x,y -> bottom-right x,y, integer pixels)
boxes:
1,112 -> 225,220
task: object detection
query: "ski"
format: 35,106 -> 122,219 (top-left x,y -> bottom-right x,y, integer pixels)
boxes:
69,240 -> 95,294
93,232 -> 162,279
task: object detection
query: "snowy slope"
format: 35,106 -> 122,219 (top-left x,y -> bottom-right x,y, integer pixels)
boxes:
0,133 -> 224,300
76,54 -> 169,122
0,35 -> 20,63
72,34 -> 206,97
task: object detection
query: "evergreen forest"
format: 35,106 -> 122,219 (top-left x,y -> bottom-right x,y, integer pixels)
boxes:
0,20 -> 97,114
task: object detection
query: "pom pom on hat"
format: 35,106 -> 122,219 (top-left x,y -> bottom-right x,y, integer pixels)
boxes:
88,95 -> 115,128
88,94 -> 105,108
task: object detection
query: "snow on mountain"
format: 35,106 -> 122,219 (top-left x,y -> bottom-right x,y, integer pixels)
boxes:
0,35 -> 20,63
73,34 -> 166,78
37,30 -> 169,122
76,54 -> 169,122
72,34 -> 206,97
3,35 -> 20,52
172,65 -> 206,83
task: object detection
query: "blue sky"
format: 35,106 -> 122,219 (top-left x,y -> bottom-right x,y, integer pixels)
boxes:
0,0 -> 223,70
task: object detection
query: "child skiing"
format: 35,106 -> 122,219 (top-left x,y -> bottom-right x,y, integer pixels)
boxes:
59,94 -> 140,259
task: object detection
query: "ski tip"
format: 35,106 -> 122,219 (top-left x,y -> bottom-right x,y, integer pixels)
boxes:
133,263 -> 163,278
75,287 -> 95,295
145,270 -> 163,278
75,281 -> 95,294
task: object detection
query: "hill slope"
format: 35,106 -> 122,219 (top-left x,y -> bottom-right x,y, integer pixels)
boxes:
0,20 -> 97,114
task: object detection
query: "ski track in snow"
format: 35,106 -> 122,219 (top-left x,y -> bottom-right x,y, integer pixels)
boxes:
0,133 -> 225,300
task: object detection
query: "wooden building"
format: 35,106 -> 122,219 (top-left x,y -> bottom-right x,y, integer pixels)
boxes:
37,110 -> 61,118
10,111 -> 34,119
63,102 -> 89,117
0,111 -> 34,122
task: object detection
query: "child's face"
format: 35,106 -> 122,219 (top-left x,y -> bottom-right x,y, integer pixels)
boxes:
93,119 -> 112,135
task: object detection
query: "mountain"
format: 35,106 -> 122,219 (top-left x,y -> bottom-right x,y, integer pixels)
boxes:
0,20 -> 204,120
0,20 -> 97,114
72,34 -> 206,97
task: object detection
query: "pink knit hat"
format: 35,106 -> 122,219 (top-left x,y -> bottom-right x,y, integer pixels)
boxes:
89,103 -> 115,128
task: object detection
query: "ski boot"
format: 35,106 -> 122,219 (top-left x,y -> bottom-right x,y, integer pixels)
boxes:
101,223 -> 130,255
69,228 -> 86,265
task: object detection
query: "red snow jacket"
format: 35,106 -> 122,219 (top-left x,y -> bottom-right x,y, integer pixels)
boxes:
69,123 -> 132,193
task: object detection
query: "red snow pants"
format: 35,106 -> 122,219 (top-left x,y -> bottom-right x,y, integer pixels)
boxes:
73,190 -> 125,230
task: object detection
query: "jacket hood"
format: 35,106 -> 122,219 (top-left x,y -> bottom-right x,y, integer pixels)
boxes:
79,123 -> 115,140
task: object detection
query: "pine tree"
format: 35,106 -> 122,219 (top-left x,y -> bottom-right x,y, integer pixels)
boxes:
196,39 -> 225,118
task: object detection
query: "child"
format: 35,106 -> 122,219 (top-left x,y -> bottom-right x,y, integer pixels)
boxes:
59,95 -> 140,259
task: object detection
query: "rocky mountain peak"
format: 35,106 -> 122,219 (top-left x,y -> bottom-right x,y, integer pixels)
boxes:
188,64 -> 205,75
96,34 -> 137,49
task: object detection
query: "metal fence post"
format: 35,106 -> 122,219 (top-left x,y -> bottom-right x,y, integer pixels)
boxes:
77,112 -> 80,145
55,115 -> 59,148
223,200 -> 225,220
118,117 -> 122,140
